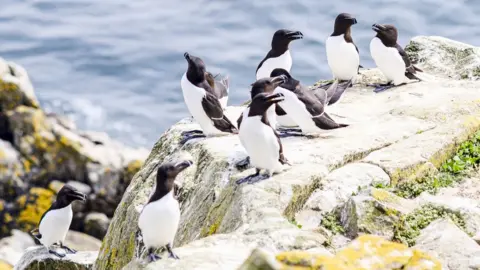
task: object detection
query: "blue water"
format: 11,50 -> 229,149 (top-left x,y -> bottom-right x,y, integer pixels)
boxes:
1,1 -> 479,147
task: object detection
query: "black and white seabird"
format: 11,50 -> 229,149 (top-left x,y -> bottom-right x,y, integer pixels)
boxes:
138,159 -> 193,262
369,24 -> 423,93
256,29 -> 303,129
180,52 -> 237,144
236,92 -> 290,184
205,71 -> 229,109
31,184 -> 87,258
270,68 -> 349,136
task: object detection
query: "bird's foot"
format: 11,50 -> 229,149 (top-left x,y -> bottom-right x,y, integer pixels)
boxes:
236,169 -> 268,185
367,83 -> 397,93
60,244 -> 77,254
148,253 -> 162,262
278,127 -> 302,133
235,156 -> 250,170
181,130 -> 204,137
49,249 -> 66,258
179,133 -> 206,145
166,243 -> 180,260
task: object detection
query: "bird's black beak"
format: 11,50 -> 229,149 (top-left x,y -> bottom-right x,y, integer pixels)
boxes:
271,75 -> 287,88
350,18 -> 358,25
266,92 -> 285,104
184,52 -> 191,61
174,160 -> 193,171
372,24 -> 385,32
71,190 -> 87,202
286,30 -> 304,40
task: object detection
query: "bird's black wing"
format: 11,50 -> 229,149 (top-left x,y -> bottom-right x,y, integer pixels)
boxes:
237,111 -> 244,130
275,104 -> 287,116
205,72 -> 229,100
296,87 -> 326,118
312,113 -> 349,130
396,43 -> 423,75
201,93 -> 237,133
272,128 -> 289,165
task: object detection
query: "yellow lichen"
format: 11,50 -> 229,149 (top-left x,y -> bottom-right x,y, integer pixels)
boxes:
0,260 -> 12,270
371,188 -> 399,204
16,188 -> 55,232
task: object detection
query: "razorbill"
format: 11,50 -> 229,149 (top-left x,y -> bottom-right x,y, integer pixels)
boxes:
369,23 -> 423,93
138,159 -> 193,262
256,29 -> 303,129
236,92 -> 290,184
181,52 -> 237,144
31,184 -> 87,258
324,13 -> 360,89
237,75 -> 288,130
270,68 -> 349,135
205,71 -> 229,108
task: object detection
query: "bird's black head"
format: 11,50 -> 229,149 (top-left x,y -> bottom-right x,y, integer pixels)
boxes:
270,68 -> 299,91
184,52 -> 207,84
372,24 -> 398,47
250,75 -> 288,99
271,29 -> 303,52
332,13 -> 357,36
156,159 -> 193,193
56,184 -> 86,206
249,92 -> 285,117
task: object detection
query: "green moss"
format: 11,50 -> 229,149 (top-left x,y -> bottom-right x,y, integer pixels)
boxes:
442,131 -> 480,174
283,177 -> 321,220
393,172 -> 458,199
393,204 -> 467,247
404,41 -> 421,63
288,218 -> 302,229
320,212 -> 344,235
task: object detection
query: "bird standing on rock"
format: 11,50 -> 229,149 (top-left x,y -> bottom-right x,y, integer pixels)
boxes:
256,29 -> 304,130
270,68 -> 349,136
31,184 -> 87,258
138,159 -> 193,262
323,13 -> 361,91
369,23 -> 424,93
180,53 -> 238,144
237,91 -> 291,185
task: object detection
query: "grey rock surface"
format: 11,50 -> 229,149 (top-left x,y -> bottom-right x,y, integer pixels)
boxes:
14,246 -> 97,270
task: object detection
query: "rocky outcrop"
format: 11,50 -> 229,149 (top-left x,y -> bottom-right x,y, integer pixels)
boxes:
0,230 -> 34,268
14,246 -> 97,270
93,36 -> 480,269
0,56 -> 148,265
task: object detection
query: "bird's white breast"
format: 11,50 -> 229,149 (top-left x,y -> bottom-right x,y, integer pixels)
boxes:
326,35 -> 360,81
181,73 -> 223,135
239,116 -> 282,173
39,204 -> 72,247
138,191 -> 180,249
274,87 -> 319,133
369,37 -> 407,85
256,50 -> 292,80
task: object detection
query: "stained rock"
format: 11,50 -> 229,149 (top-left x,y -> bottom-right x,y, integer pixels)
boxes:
13,246 -> 97,270
0,140 -> 25,201
84,212 -> 110,240
414,218 -> 480,270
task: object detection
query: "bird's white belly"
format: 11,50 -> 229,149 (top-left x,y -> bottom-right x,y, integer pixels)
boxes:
181,73 -> 222,135
39,205 -> 72,247
219,96 -> 228,109
239,117 -> 281,172
274,88 -> 319,133
256,51 -> 292,80
326,36 -> 360,81
277,113 -> 298,127
370,38 -> 406,85
138,192 -> 180,249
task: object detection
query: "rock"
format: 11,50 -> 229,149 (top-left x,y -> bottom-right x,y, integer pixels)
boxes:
405,36 -> 480,80
64,231 -> 102,252
298,163 -> 390,229
84,212 -> 110,240
340,188 -> 417,239
13,246 -> 97,270
236,235 -> 441,270
96,36 -> 480,269
0,139 -> 25,201
414,218 -> 480,270
0,230 -> 34,267
0,58 -> 39,111
474,231 -> 480,245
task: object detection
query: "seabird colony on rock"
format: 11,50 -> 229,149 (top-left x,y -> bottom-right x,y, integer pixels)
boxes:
30,13 -> 426,263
